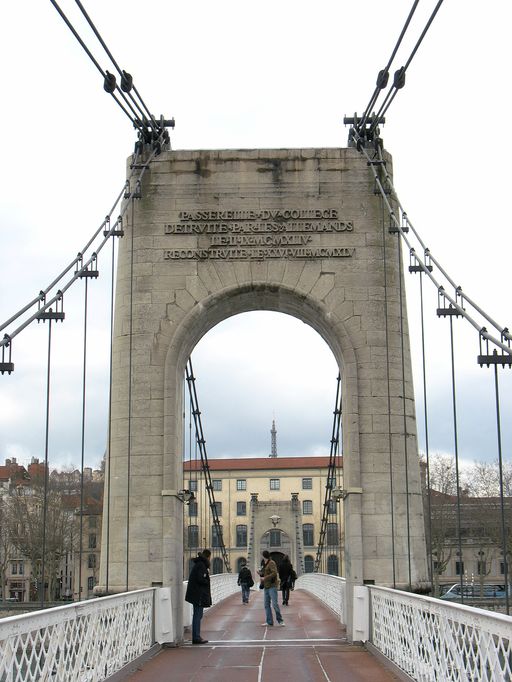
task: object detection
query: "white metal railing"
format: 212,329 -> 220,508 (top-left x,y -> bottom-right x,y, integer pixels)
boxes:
183,574 -> 239,628
369,585 -> 512,682
0,589 -> 154,682
295,573 -> 346,623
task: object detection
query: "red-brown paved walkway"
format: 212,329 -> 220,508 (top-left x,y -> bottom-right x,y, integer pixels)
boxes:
125,588 -> 401,681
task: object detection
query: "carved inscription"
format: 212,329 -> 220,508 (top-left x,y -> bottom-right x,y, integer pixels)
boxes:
164,208 -> 355,260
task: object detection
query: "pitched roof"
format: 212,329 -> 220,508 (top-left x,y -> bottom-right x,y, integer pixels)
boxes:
183,455 -> 342,472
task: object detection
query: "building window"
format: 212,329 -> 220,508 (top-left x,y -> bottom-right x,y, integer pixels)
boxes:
237,501 -> 246,516
270,479 -> 280,491
500,562 -> 506,575
327,499 -> 337,514
303,500 -> 313,515
88,554 -> 96,569
455,561 -> 464,576
269,530 -> 281,547
327,554 -> 339,576
88,516 -> 97,529
327,522 -> 338,546
212,479 -> 222,491
236,525 -> 247,547
11,562 -> 17,575
188,525 -> 199,548
212,557 -> 224,575
88,534 -> 97,549
212,525 -> 223,548
87,577 -> 95,591
18,561 -> 24,576
189,479 -> 198,492
326,475 -> 336,489
477,560 -> 486,575
303,523 -> 314,546
189,501 -> 198,517
304,555 -> 314,573
302,478 -> 313,490
211,501 -> 222,517
236,479 -> 247,491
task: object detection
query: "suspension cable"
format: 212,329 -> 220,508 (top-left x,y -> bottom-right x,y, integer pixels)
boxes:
0,132 -> 167,366
125,198 -> 135,591
78,276 -> 90,601
493,365 -> 510,615
382,196 -> 397,588
359,0 -> 421,130
368,0 -> 446,134
48,0 -> 144,130
40,318 -> 54,608
448,316 -> 465,604
314,373 -> 342,573
418,271 -> 434,587
72,0 -> 159,133
105,234 -> 116,594
350,130 -> 512,357
185,359 -> 231,572
397,234 -> 413,590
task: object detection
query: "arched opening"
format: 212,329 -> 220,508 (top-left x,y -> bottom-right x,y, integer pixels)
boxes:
180,307 -> 344,581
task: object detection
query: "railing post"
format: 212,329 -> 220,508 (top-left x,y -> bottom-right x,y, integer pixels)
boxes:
155,587 -> 174,644
352,585 -> 369,642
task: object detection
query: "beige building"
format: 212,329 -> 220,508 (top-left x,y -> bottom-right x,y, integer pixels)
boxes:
183,455 -> 343,579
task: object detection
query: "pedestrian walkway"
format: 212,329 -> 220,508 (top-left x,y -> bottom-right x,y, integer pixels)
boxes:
125,588 -> 402,681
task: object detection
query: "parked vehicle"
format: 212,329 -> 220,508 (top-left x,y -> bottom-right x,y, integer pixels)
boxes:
440,584 -> 507,600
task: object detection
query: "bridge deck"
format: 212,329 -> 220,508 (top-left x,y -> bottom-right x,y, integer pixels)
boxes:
125,589 -> 401,681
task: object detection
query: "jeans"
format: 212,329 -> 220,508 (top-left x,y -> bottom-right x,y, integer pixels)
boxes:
241,583 -> 251,603
264,586 -> 283,625
192,604 -> 204,641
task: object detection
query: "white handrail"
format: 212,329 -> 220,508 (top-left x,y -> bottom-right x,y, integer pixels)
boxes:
0,588 -> 155,682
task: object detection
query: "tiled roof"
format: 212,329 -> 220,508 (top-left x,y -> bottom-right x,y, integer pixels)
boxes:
183,455 -> 342,472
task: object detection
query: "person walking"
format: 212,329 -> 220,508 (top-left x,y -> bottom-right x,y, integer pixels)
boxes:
259,550 -> 285,626
237,558 -> 254,603
278,555 -> 296,606
185,549 -> 212,644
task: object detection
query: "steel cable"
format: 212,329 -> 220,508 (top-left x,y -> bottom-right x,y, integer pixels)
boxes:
72,0 -> 159,132
448,316 -> 465,604
105,235 -> 116,594
369,0 -> 446,133
125,198 -> 135,591
381,196 -> 397,589
493,365 -> 510,615
351,130 -> 512,356
359,0 -> 421,131
0,132 -> 166,357
40,319 -> 54,609
397,234 -> 413,590
419,272 -> 435,588
78,276 -> 89,600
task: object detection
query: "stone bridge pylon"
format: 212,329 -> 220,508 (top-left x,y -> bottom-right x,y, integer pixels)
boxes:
98,147 -> 428,641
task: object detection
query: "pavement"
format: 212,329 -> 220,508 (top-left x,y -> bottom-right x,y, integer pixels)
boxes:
124,587 -> 402,681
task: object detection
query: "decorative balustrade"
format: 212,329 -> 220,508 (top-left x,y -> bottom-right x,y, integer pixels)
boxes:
369,586 -> 512,682
0,589 -> 154,682
295,573 -> 346,622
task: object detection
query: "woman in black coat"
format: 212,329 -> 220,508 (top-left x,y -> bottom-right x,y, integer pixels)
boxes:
278,555 -> 295,606
185,549 -> 212,644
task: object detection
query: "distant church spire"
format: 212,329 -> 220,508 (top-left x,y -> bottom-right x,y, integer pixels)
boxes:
269,419 -> 277,458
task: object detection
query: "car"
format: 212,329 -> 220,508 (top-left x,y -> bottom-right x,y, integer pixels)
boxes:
440,584 -> 507,600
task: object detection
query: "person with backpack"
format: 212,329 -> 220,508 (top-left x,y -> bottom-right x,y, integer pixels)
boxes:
237,558 -> 254,603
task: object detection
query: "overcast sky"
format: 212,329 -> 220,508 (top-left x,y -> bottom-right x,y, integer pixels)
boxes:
0,0 -> 510,471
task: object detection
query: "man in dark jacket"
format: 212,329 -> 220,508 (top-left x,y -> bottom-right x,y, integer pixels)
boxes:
185,549 -> 212,644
